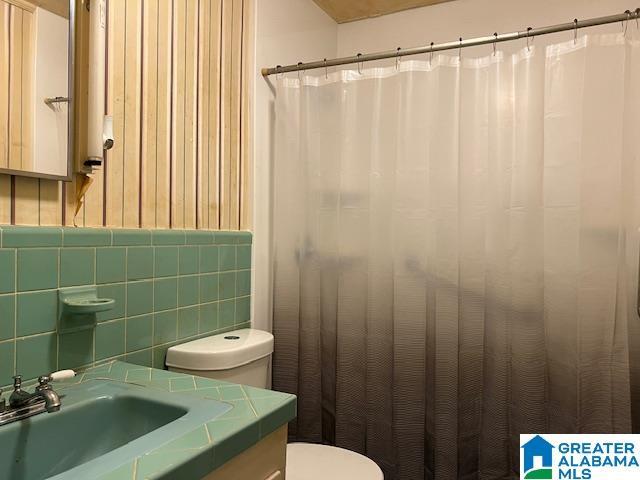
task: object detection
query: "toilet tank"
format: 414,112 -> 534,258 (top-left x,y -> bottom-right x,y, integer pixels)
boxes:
166,329 -> 274,388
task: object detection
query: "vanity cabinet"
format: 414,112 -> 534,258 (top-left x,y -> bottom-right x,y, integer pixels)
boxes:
204,425 -> 287,480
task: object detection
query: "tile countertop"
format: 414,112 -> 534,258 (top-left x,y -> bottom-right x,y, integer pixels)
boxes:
51,361 -> 296,480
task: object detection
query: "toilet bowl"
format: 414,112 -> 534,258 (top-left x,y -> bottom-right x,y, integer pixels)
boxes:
166,328 -> 383,480
286,442 -> 383,480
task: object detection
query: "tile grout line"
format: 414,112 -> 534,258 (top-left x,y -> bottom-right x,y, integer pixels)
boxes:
92,245 -> 97,364
204,422 -> 213,444
175,250 -> 179,344
124,246 -> 129,358
150,244 -> 155,364
12,243 -> 17,377
55,240 -> 61,371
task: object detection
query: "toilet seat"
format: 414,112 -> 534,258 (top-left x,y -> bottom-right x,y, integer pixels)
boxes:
286,443 -> 384,480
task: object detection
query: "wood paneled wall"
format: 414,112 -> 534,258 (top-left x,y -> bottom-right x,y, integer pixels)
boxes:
0,0 -> 253,230
0,0 -> 35,173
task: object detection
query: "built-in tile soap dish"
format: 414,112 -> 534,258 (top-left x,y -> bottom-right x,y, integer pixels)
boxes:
58,286 -> 115,332
62,297 -> 115,314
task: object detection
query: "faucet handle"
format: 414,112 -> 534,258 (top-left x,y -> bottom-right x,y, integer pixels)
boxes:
49,370 -> 75,381
13,375 -> 22,391
36,375 -> 52,391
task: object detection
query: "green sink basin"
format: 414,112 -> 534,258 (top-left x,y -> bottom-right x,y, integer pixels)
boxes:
0,379 -> 232,480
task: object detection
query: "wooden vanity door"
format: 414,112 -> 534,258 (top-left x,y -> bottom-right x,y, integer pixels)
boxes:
203,425 -> 287,480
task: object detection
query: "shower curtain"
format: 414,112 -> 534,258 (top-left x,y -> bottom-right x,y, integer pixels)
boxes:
272,33 -> 640,480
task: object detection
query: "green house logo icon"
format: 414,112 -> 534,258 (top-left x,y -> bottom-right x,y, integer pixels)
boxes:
521,435 -> 554,479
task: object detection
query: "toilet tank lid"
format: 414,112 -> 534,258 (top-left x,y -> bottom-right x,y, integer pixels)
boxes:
165,329 -> 274,371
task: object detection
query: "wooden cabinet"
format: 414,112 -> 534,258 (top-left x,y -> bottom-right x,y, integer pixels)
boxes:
203,425 -> 287,480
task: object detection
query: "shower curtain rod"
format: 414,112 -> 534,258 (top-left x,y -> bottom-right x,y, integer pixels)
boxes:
261,8 -> 640,76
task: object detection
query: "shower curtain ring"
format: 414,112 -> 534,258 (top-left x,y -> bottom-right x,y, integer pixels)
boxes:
526,27 -> 533,52
623,10 -> 631,35
573,18 -> 578,44
324,58 -> 328,79
493,32 -> 498,56
276,65 -> 282,79
396,47 -> 401,70
357,53 -> 363,75
297,62 -> 303,80
458,37 -> 463,60
429,42 -> 434,65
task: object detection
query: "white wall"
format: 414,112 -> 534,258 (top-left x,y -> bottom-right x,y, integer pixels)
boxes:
337,0 -> 630,62
252,0 -> 337,332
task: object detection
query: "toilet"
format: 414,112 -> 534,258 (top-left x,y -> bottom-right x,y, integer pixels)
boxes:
166,328 -> 383,480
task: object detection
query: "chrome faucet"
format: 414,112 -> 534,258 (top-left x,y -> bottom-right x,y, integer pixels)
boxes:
0,374 -> 62,427
9,375 -> 61,413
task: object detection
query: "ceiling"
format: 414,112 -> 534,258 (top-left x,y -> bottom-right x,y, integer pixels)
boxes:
23,0 -> 69,18
34,0 -> 68,17
312,0 -> 457,23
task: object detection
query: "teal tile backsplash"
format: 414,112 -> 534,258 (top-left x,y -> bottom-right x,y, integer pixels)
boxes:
16,333 -> 57,380
200,245 -> 219,273
126,280 -> 154,316
126,314 -> 153,351
0,295 -> 14,341
17,249 -> 58,291
154,278 -> 178,311
16,291 -> 58,336
154,310 -> 178,345
0,227 -> 252,387
237,245 -> 252,270
127,247 -> 154,280
96,247 -> 126,284
179,246 -> 199,275
200,273 -> 219,303
219,246 -> 236,271
112,229 -> 152,246
60,248 -> 95,287
97,283 -> 126,320
220,272 -> 237,300
62,227 -> 111,247
0,249 -> 15,293
58,329 -> 94,369
178,276 -> 199,307
2,227 -> 62,248
95,320 -> 125,360
0,341 -> 14,384
154,246 -> 179,277
178,306 -> 199,339
151,230 -> 186,246
237,270 -> 251,297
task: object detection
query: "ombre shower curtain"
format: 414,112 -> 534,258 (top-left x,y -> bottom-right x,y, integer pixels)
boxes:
273,33 -> 640,480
